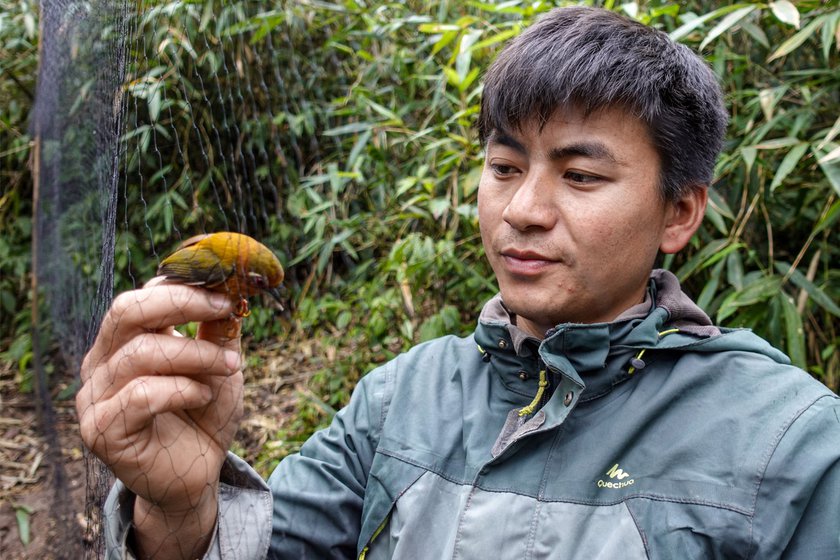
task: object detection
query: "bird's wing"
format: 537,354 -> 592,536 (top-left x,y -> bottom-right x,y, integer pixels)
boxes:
157,246 -> 231,287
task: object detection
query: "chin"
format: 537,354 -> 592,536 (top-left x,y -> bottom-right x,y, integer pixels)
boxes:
502,296 -> 554,327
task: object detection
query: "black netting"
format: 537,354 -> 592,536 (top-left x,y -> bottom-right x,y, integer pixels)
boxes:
33,1 -> 350,556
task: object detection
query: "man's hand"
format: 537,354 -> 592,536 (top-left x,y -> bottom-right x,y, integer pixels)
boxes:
76,278 -> 244,559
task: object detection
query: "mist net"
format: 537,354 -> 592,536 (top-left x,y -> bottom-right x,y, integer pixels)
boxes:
33,0 -> 350,556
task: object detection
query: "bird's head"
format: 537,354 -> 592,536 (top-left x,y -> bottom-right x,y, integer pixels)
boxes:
246,249 -> 285,303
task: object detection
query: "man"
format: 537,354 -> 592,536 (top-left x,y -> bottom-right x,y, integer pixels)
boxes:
77,6 -> 840,559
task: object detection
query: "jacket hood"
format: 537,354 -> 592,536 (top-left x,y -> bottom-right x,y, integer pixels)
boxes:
475,269 -> 790,401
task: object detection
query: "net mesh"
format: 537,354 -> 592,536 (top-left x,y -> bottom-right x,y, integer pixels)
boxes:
33,1 -> 131,556
33,1 -> 351,556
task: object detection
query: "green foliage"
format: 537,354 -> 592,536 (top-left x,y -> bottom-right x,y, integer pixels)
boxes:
0,1 -> 837,430
0,0 -> 38,383
271,0 -> 840,401
668,0 -> 840,388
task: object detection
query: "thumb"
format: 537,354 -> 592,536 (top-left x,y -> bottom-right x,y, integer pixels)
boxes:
197,316 -> 242,354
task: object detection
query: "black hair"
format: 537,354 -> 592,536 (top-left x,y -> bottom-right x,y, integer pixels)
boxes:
477,6 -> 728,202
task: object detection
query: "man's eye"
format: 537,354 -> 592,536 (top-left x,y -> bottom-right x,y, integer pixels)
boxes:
565,171 -> 600,184
491,163 -> 518,176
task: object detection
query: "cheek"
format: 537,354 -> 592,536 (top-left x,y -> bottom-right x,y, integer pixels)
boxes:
574,211 -> 648,264
569,207 -> 622,248
477,184 -> 504,234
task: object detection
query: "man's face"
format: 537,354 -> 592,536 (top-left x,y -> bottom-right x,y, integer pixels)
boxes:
478,106 -> 678,338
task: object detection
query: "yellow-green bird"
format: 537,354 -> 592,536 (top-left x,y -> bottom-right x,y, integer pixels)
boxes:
157,231 -> 284,317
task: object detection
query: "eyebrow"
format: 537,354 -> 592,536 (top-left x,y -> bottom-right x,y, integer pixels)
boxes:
548,142 -> 620,164
487,129 -> 622,165
487,130 -> 527,154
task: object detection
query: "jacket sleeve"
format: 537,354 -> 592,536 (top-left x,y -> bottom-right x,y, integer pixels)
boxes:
103,452 -> 273,560
750,393 -> 840,558
267,364 -> 391,559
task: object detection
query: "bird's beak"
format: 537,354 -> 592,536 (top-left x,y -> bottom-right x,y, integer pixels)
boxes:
266,286 -> 285,305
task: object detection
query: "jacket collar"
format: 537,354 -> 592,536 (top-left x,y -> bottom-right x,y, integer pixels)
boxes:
475,269 -> 720,400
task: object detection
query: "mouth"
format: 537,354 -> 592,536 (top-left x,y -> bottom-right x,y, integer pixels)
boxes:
500,248 -> 558,275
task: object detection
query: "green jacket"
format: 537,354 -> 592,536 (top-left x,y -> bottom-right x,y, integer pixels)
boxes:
106,270 -> 840,559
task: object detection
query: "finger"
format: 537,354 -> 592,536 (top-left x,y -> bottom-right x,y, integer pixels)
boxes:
77,375 -> 213,456
83,322 -> 234,391
141,278 -> 178,336
186,370 -> 244,443
96,333 -> 240,394
89,284 -> 233,367
122,376 -> 214,431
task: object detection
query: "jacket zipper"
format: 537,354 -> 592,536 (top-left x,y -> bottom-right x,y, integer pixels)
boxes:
358,513 -> 391,560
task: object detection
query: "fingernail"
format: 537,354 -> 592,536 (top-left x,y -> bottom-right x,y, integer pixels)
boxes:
224,350 -> 240,372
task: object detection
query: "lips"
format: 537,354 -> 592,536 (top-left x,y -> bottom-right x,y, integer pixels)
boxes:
500,248 -> 557,275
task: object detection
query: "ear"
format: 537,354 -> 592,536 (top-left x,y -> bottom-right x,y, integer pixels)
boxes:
660,187 -> 708,254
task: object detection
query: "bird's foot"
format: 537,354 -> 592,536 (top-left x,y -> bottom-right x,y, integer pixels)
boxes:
234,298 -> 251,318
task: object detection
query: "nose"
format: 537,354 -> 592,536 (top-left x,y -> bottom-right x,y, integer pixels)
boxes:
501,168 -> 557,231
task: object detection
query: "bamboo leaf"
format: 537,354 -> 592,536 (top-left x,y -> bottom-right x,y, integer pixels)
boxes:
769,1 -> 800,29
322,122 -> 374,136
770,142 -> 809,192
767,16 -> 824,62
813,199 -> 840,237
457,67 -> 480,92
365,98 -> 403,124
820,12 -> 840,62
818,145 -> 840,164
778,292 -> 807,368
347,129 -> 372,170
740,21 -> 769,48
418,23 -> 460,33
622,2 -> 639,20
727,251 -> 745,291
699,6 -> 756,51
697,260 -> 725,312
443,66 -> 460,88
704,202 -> 729,236
429,197 -> 450,219
317,240 -> 334,274
816,115 -> 840,151
814,145 -> 840,196
675,238 -> 731,281
456,29 -> 482,82
758,87 -> 786,122
431,29 -> 459,56
669,4 -> 755,42
649,4 -> 680,20
741,146 -> 757,173
707,186 -> 735,220
470,27 -> 521,52
749,137 -> 800,150
718,276 -> 782,322
148,87 -> 161,122
775,261 -> 840,317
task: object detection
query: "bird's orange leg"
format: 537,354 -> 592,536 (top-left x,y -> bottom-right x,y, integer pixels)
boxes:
234,298 -> 251,318
221,316 -> 242,341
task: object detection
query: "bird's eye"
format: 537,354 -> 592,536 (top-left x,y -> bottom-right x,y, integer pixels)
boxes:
248,273 -> 267,288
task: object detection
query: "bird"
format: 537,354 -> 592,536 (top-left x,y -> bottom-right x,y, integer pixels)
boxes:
157,231 -> 284,318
